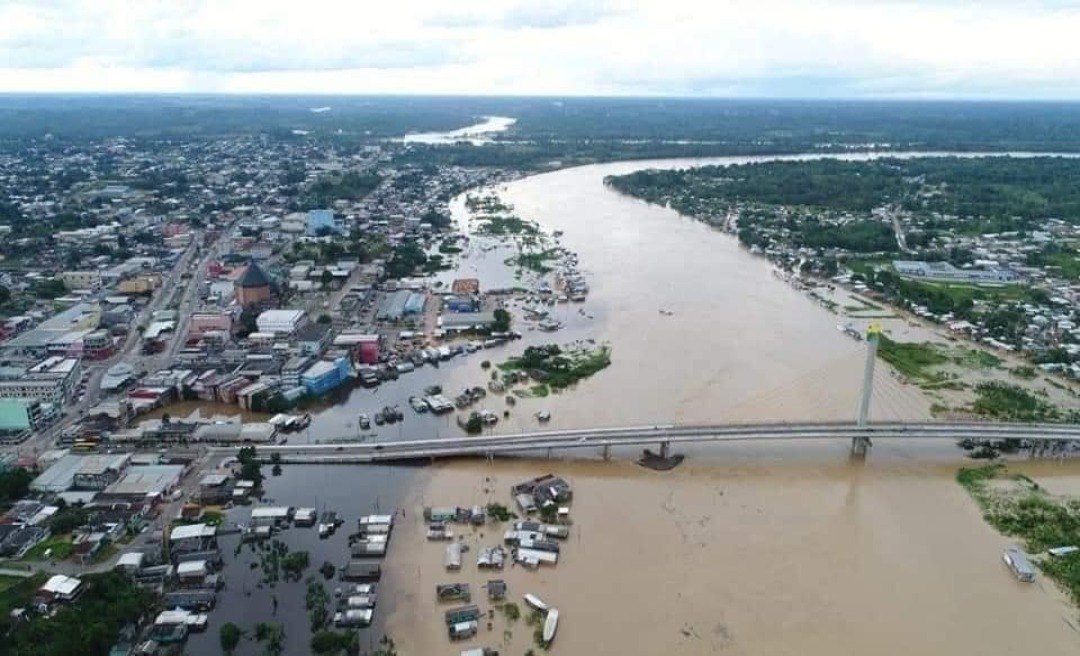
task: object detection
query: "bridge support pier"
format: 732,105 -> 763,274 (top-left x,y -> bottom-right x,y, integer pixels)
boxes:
546,447 -> 553,460
602,444 -> 611,461
851,436 -> 871,457
660,440 -> 670,459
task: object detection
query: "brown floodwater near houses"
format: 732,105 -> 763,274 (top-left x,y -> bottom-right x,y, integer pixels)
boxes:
378,156 -> 1080,655
175,153 -> 1080,654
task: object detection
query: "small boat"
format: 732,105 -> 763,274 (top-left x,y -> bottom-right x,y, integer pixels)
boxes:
409,396 -> 428,413
358,413 -> 371,430
542,608 -> 559,644
523,593 -> 548,611
1003,546 -> 1036,582
373,412 -> 386,426
535,410 -> 551,422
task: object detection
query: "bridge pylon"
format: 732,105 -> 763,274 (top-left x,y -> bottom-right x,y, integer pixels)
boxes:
853,323 -> 882,456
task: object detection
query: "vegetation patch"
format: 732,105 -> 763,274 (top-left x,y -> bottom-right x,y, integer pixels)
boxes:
486,503 -> 514,522
5,571 -> 151,656
529,383 -> 551,398
958,464 -> 1080,608
500,343 -> 612,391
476,214 -> 540,237
311,628 -> 358,655
1011,365 -> 1038,380
500,601 -> 521,622
877,336 -> 948,380
970,381 -> 1069,423
510,248 -> 560,274
23,536 -> 74,561
952,348 -> 1003,370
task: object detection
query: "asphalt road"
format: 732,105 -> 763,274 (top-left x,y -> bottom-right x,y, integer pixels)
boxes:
9,234 -> 212,457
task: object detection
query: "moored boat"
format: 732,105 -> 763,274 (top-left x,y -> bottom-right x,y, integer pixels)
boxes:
542,608 -> 559,644
523,593 -> 547,611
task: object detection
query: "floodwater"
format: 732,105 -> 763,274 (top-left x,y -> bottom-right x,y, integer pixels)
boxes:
367,152 -> 1080,655
293,153 -> 948,446
183,464 -> 418,656
176,152 -> 1080,654
385,457 -> 1080,656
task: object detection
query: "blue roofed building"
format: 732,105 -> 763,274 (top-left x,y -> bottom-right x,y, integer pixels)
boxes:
307,209 -> 339,236
300,357 -> 350,396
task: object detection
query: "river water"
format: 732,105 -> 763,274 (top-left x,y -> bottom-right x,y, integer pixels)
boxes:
193,151 -> 1080,654
401,116 -> 516,145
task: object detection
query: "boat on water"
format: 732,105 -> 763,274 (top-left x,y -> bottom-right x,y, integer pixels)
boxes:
542,608 -> 559,644
358,413 -> 371,430
535,410 -> 551,422
1003,546 -> 1036,582
409,396 -> 428,413
373,412 -> 386,426
318,511 -> 341,538
523,593 -> 548,611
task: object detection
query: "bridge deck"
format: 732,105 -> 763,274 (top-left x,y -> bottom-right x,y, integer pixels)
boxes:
215,422 -> 1080,464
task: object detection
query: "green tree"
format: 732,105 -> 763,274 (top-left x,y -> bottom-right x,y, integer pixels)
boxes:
492,308 -> 511,332
238,307 -> 259,337
237,446 -> 264,487
320,269 -> 334,289
0,284 -> 10,306
311,629 -> 358,655
49,506 -> 90,535
34,278 -> 68,299
464,414 -> 484,435
219,622 -> 242,654
6,571 -> 152,656
317,313 -> 332,324
0,467 -> 32,505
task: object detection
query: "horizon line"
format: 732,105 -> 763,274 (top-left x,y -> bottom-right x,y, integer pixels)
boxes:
0,90 -> 1079,103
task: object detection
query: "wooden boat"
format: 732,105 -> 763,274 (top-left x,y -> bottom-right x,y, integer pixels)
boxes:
523,593 -> 547,611
542,608 -> 559,644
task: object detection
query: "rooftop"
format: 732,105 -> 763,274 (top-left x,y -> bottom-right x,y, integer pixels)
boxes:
3,303 -> 100,350
237,261 -> 271,288
170,523 -> 216,542
102,465 -> 184,497
40,574 -> 82,596
31,453 -> 132,493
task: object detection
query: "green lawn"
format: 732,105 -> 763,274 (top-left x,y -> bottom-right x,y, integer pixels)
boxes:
877,336 -> 948,380
0,575 -> 29,591
914,280 -> 1039,305
22,536 -> 74,561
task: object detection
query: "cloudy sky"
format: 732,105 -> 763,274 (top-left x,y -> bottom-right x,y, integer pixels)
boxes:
1,0 -> 1078,98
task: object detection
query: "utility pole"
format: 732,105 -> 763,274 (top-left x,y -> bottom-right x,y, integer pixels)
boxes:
853,323 -> 882,456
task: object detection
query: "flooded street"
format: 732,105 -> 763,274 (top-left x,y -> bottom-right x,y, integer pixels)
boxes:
184,465 -> 418,656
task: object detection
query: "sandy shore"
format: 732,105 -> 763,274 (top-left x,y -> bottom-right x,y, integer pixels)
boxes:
383,456 -> 1080,656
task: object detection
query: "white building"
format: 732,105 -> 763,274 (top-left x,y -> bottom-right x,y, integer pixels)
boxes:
256,309 -> 305,335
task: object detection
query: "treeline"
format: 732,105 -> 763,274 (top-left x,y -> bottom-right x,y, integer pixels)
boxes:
610,156 -> 1080,230
4,571 -> 152,655
300,171 -> 382,210
0,94 -> 482,141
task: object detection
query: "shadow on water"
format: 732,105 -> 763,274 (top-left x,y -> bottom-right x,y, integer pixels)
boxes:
184,463 -> 424,655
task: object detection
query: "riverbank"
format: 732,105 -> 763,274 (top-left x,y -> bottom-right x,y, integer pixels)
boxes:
383,456 -> 1080,655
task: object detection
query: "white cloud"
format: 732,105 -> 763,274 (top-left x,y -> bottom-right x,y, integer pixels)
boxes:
0,0 -> 1078,97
